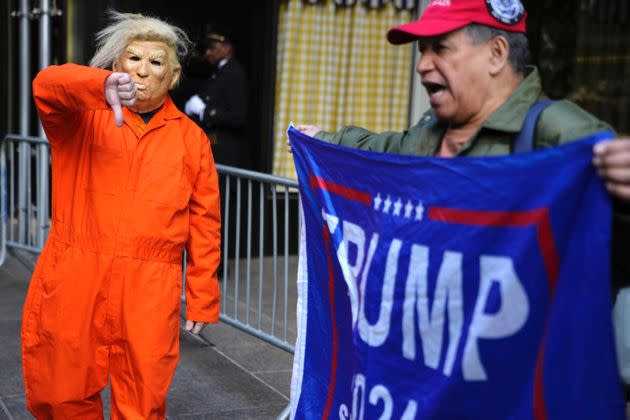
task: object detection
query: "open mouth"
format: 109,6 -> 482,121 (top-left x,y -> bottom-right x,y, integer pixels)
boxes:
423,81 -> 446,96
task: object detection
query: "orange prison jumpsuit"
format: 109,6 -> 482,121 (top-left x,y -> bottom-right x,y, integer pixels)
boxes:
21,64 -> 221,419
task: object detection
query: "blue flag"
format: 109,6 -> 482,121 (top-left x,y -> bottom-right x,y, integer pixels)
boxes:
288,127 -> 624,420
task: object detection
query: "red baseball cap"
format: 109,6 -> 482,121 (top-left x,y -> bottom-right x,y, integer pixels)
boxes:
387,0 -> 527,45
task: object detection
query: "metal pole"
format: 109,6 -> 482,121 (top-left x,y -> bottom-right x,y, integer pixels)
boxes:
0,143 -> 7,267
222,175 -> 230,311
246,179 -> 252,326
36,0 -> 51,249
17,0 -> 30,243
271,186 -> 278,336
234,177 -> 241,320
258,183 -> 264,331
283,187 -> 289,342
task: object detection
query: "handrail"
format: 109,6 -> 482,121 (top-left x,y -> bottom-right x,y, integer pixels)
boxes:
215,163 -> 298,187
2,134 -> 49,145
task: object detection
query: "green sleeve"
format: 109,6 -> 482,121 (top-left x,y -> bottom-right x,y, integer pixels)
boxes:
315,125 -> 408,154
536,100 -> 615,147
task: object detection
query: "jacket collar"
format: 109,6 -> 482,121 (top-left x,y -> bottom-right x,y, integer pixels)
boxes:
482,66 -> 545,133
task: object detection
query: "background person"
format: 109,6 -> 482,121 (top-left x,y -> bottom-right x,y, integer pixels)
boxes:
22,11 -> 221,419
184,28 -> 250,168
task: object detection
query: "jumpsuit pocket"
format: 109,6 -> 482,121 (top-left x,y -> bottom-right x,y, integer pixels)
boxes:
142,161 -> 193,209
149,262 -> 183,358
38,240 -> 71,295
85,143 -> 124,195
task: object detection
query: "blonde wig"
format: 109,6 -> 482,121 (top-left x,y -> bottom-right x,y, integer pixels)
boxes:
89,10 -> 191,71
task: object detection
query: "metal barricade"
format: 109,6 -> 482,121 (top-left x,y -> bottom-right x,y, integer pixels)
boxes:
213,165 -> 299,420
215,164 -> 299,354
1,134 -> 51,256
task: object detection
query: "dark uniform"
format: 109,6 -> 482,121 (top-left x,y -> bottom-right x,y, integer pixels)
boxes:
196,58 -> 249,168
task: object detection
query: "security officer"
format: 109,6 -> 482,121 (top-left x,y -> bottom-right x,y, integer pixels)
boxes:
185,30 -> 250,168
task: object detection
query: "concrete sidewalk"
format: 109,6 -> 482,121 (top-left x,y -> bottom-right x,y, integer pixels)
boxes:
0,251 -> 293,419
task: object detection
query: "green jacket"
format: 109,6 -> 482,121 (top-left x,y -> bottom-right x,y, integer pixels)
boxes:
316,68 -> 611,155
315,67 -> 628,291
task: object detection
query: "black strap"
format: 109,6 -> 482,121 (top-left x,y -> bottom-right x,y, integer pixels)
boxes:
512,99 -> 554,154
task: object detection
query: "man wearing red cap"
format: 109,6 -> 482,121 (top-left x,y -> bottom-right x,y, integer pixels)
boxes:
295,0 -> 630,290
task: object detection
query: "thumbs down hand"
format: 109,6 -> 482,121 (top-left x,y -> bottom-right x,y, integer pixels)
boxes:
105,72 -> 137,127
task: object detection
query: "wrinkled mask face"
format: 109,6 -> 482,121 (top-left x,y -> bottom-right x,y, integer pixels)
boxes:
113,40 -> 180,114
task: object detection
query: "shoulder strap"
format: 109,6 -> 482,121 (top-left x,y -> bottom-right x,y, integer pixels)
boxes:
512,99 -> 555,154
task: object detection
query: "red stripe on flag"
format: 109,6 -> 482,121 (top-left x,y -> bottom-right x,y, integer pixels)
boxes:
322,226 -> 339,419
532,212 -> 560,420
534,343 -> 548,420
428,207 -> 544,227
310,176 -> 372,205
536,212 -> 560,290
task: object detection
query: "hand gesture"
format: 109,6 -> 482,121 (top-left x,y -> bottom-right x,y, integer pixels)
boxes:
593,139 -> 630,203
105,72 -> 137,127
287,124 -> 322,154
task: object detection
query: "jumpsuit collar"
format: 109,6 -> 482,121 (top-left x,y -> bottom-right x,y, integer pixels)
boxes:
123,96 -> 184,138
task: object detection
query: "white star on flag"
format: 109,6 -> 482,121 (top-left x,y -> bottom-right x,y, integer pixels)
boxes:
383,195 -> 392,214
415,201 -> 425,221
393,198 -> 403,216
373,193 -> 382,211
404,200 -> 413,218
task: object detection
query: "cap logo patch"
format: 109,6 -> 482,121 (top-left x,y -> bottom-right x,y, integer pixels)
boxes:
485,0 -> 525,25
428,0 -> 451,7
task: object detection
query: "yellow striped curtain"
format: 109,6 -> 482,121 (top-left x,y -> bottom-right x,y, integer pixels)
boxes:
272,0 -> 416,179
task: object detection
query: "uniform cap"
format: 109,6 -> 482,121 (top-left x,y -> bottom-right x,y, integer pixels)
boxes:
207,33 -> 229,44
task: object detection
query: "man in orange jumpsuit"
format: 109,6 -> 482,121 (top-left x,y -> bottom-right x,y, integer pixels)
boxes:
21,11 -> 221,419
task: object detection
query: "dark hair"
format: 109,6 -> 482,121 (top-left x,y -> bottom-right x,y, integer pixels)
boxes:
464,24 -> 531,74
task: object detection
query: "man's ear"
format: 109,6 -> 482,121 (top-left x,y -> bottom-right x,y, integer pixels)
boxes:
169,67 -> 181,90
488,35 -> 510,76
112,60 -> 120,72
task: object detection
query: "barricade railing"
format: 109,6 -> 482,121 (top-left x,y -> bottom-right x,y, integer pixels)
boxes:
214,164 -> 299,354
1,134 -> 51,256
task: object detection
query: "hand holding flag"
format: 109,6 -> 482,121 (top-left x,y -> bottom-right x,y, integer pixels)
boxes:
593,138 -> 630,203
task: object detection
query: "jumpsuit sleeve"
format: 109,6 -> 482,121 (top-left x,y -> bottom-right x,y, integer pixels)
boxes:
32,63 -> 111,144
185,134 -> 222,322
